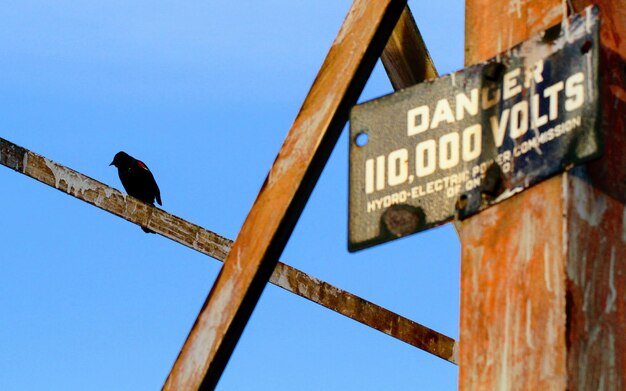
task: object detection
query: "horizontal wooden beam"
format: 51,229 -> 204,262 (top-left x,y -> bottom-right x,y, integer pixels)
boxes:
0,136 -> 457,365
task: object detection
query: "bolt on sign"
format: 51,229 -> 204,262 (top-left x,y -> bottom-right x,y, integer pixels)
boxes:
348,6 -> 600,252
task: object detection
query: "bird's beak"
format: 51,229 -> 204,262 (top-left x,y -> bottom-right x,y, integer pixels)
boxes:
109,161 -> 114,166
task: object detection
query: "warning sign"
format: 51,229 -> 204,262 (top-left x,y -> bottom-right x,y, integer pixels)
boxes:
348,6 -> 600,252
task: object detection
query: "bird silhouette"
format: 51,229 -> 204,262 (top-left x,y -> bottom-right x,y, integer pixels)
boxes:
110,151 -> 162,233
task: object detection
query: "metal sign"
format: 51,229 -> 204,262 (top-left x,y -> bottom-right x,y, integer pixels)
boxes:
349,6 -> 600,252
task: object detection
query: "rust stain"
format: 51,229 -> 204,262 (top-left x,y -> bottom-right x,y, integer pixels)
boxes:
462,0 -> 566,389
462,0 -> 626,389
164,1 -> 409,389
565,170 -> 626,390
0,137 -> 234,263
0,138 -> 27,172
270,262 -> 458,363
564,30 -> 626,385
460,177 -> 568,391
1,139 -> 457,373
1,2 -> 465,385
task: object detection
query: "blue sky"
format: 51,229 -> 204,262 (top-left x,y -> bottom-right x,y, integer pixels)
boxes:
0,1 -> 464,389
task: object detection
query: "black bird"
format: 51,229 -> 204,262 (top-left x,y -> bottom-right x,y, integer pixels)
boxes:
110,151 -> 162,233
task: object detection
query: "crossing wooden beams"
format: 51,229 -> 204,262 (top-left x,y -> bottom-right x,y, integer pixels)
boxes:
162,1 -> 409,389
0,2 -> 454,389
0,136 -> 456,367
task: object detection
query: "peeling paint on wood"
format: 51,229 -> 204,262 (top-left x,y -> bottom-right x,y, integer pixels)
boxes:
0,137 -> 232,261
0,136 -> 456,365
1,1 -> 457,386
460,177 -> 568,390
270,262 -> 457,363
163,1 -> 409,388
460,0 -> 626,390
0,139 -> 27,172
564,2 -> 626,388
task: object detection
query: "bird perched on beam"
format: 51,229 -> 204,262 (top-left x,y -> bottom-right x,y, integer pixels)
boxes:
110,151 -> 162,233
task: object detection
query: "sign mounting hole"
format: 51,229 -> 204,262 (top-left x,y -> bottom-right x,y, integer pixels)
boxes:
355,132 -> 369,147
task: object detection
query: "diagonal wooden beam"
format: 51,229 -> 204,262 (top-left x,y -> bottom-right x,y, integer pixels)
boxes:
0,136 -> 457,365
0,137 -> 232,260
379,6 -> 464,235
163,1 -> 408,389
1,2 -> 455,387
270,262 -> 456,364
381,5 -> 438,90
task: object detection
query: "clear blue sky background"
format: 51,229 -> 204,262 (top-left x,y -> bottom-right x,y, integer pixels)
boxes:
0,1 -> 464,390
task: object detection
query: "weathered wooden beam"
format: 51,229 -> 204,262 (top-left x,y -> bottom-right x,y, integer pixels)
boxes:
270,263 -> 457,364
0,136 -> 457,364
0,137 -> 232,260
1,3 -> 457,385
459,1 -> 626,390
381,5 -> 438,90
163,0 -> 408,389
380,5 -> 470,240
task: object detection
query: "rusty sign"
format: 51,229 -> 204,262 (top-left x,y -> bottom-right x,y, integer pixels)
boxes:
348,6 -> 600,252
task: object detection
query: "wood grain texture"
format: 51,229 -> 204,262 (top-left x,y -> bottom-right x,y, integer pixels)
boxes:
0,136 -> 457,369
1,3 -> 459,387
460,176 -> 568,390
163,1 -> 408,389
381,5 -> 438,90
564,1 -> 626,388
460,1 -> 626,390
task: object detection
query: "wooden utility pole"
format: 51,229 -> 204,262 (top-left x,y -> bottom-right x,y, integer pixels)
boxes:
460,0 -> 626,389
